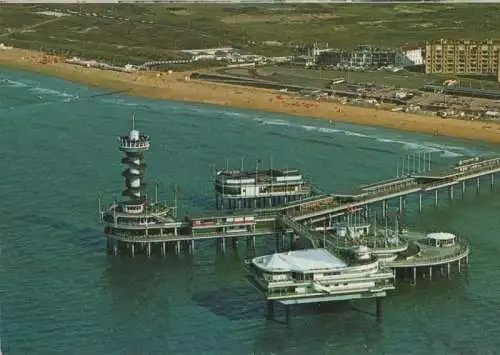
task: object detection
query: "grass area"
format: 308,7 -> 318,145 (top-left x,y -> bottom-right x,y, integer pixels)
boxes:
1,3 -> 500,65
222,65 -> 500,91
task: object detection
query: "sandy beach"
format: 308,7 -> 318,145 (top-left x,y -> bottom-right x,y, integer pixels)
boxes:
2,48 -> 500,144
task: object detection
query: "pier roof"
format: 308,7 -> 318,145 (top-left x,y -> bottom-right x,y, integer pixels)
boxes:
410,168 -> 459,179
360,176 -> 415,190
426,232 -> 456,241
217,168 -> 301,179
253,249 -> 347,273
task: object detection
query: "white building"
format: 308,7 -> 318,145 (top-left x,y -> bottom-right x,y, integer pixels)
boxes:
402,48 -> 424,66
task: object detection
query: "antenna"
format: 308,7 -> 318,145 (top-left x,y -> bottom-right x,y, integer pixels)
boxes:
132,111 -> 136,130
323,219 -> 326,248
98,194 -> 103,223
155,183 -> 159,204
145,191 -> 149,228
173,184 -> 178,218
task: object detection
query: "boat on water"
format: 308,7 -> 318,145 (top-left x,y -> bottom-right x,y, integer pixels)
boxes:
245,248 -> 395,305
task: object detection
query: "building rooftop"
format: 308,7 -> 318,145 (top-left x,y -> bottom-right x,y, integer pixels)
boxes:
217,168 -> 301,179
426,232 -> 456,241
252,248 -> 347,273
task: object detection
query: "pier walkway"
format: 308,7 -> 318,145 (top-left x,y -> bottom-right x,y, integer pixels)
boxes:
104,155 -> 500,256
385,238 -> 469,268
273,155 -> 500,222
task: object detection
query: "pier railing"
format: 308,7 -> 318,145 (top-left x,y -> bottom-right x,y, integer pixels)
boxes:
108,227 -> 277,242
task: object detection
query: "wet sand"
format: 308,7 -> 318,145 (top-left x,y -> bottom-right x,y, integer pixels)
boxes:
2,48 -> 500,144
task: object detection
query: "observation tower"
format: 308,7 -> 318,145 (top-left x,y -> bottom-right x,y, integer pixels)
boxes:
120,116 -> 149,202
100,116 -> 182,257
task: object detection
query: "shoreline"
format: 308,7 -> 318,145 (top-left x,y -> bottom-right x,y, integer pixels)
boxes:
2,48 -> 500,145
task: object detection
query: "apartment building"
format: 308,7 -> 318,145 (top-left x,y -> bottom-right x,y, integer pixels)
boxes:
425,39 -> 500,81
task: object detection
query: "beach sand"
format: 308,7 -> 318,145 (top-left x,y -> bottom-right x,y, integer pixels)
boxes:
2,48 -> 500,144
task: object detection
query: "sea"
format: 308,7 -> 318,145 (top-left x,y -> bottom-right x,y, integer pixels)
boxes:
1,68 -> 500,355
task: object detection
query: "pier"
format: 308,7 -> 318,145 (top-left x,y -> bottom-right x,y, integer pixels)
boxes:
100,123 -> 494,262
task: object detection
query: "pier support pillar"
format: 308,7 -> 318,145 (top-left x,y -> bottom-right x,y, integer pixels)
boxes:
418,192 -> 423,212
176,241 -> 181,255
221,238 -> 226,253
190,239 -> 195,254
113,240 -> 118,256
429,266 -> 432,281
458,259 -> 461,273
434,190 -> 438,208
399,196 -> 403,214
461,181 -> 466,199
131,243 -> 135,258
449,185 -> 454,202
232,237 -> 237,250
382,200 -> 387,218
412,267 -> 416,285
267,300 -> 274,320
376,298 -> 381,320
161,242 -> 166,257
147,243 -> 151,258
476,177 -> 480,194
491,174 -> 495,189
447,262 -> 451,279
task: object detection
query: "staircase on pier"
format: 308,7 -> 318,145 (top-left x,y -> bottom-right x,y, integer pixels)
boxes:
277,214 -> 321,248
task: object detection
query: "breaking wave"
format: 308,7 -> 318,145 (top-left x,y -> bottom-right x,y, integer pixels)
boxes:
253,117 -> 477,158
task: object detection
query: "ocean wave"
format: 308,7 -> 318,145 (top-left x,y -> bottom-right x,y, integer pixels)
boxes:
253,117 -> 475,158
1,79 -> 29,88
99,98 -> 139,107
30,87 -> 79,100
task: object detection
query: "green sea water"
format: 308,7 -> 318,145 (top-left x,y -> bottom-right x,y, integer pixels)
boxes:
2,68 -> 500,354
